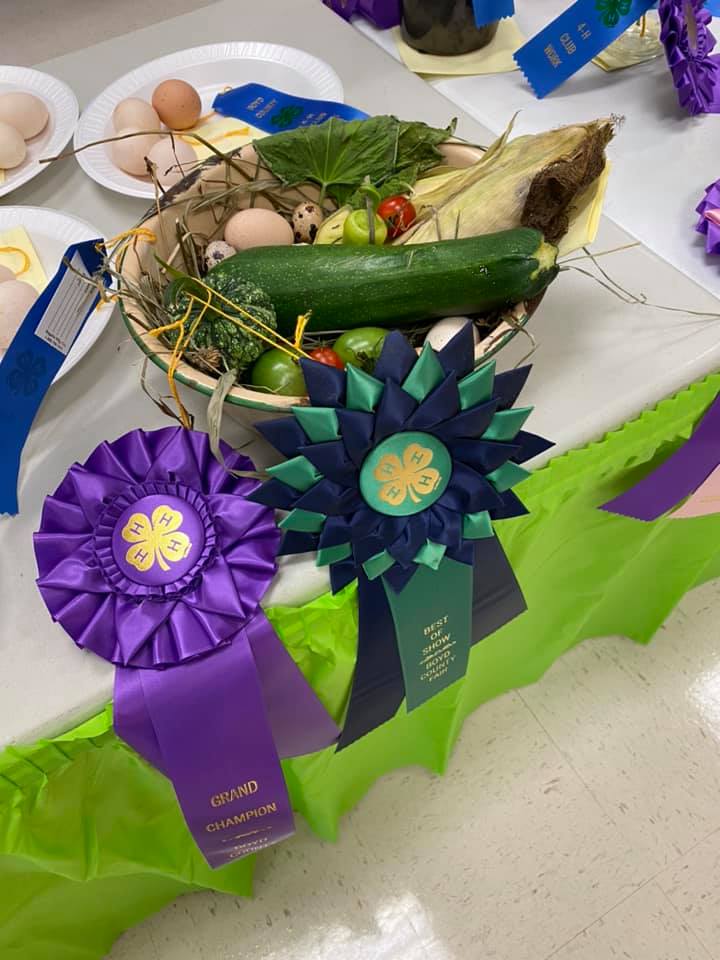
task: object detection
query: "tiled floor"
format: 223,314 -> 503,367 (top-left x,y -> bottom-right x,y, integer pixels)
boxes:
110,577 -> 720,960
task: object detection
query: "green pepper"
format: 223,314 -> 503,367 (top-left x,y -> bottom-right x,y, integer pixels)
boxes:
343,209 -> 388,246
333,327 -> 390,372
249,349 -> 306,396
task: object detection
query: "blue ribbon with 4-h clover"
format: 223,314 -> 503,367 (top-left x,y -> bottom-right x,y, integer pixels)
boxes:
514,0 -> 657,98
250,326 -> 551,748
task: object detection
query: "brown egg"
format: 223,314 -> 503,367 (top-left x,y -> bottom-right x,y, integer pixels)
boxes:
111,127 -> 161,176
152,79 -> 202,131
0,121 -> 27,169
0,92 -> 49,140
0,265 -> 15,283
147,137 -> 197,186
0,280 -> 38,349
113,97 -> 161,133
224,208 -> 294,250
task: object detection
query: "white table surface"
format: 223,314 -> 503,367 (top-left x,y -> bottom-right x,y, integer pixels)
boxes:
356,2 -> 720,299
2,0 -> 720,749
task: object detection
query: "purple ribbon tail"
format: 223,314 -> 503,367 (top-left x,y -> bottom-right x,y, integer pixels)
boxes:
600,393 -> 720,521
246,611 -> 339,758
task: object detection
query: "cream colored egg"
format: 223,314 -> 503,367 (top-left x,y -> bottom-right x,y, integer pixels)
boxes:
152,79 -> 202,131
0,280 -> 38,349
112,97 -> 161,133
438,141 -> 485,168
0,121 -> 27,170
0,92 -> 49,140
111,127 -> 161,176
147,137 -> 197,186
0,265 -> 15,283
224,208 -> 294,250
424,317 -> 479,353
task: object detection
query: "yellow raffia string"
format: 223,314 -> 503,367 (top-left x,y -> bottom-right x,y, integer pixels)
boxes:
0,246 -> 31,276
294,312 -> 312,352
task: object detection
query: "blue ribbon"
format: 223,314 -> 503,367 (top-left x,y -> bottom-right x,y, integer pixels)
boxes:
0,240 -> 106,515
514,0 -> 656,98
212,83 -> 368,134
473,0 -> 515,28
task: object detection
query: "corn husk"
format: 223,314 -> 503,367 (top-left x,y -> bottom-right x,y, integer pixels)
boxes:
400,118 -> 615,246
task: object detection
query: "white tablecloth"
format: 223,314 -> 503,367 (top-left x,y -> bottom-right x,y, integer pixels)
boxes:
2,0 -> 720,751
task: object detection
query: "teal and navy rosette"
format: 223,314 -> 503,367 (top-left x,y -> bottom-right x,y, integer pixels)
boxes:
251,326 -> 551,747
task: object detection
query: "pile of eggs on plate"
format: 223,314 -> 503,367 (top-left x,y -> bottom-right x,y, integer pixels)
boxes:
0,92 -> 49,171
0,264 -> 38,354
110,78 -> 203,185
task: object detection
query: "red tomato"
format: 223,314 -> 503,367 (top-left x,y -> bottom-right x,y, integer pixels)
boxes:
377,195 -> 416,239
309,347 -> 345,369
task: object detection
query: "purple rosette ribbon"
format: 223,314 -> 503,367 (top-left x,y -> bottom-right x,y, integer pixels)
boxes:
695,179 -> 720,254
659,0 -> 720,115
34,427 -> 338,867
323,0 -> 401,29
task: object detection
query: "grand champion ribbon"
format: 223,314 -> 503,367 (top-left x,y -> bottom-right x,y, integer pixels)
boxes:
34,427 -> 339,867
250,325 -> 551,749
0,240 -> 107,516
600,391 -> 720,522
213,83 -> 368,134
514,0 -> 656,98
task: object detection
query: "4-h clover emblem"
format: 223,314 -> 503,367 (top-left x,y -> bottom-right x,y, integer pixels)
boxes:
121,504 -> 191,573
271,105 -> 303,129
595,0 -> 632,27
360,432 -> 451,516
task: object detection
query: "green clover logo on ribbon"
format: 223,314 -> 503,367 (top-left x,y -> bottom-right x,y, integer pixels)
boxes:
271,105 -> 303,129
595,0 -> 633,27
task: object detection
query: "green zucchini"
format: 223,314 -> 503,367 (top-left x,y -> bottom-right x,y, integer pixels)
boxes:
209,228 -> 558,335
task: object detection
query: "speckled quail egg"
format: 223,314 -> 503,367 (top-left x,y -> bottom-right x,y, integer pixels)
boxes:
291,201 -> 324,244
204,240 -> 236,272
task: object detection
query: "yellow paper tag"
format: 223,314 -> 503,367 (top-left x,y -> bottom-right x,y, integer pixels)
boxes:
394,17 -> 525,77
558,162 -> 612,257
0,226 -> 47,292
183,117 -> 266,162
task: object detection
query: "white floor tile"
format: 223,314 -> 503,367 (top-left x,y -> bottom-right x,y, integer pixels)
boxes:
520,580 -> 720,870
658,827 -> 720,959
549,883 -> 712,960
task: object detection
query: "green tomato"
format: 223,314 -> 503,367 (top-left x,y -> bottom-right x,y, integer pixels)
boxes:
333,327 -> 390,373
249,349 -> 306,397
343,209 -> 388,246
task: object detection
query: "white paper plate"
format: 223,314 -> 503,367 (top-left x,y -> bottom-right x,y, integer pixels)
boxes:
0,206 -> 115,383
0,66 -> 79,199
75,42 -> 344,199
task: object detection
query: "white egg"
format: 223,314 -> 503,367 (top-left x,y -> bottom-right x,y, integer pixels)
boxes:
147,137 -> 197,186
0,121 -> 27,170
112,98 -> 161,133
438,141 -> 485,168
424,317 -> 480,352
0,92 -> 49,140
224,208 -> 294,250
0,265 -> 15,283
111,127 -> 161,176
0,280 -> 38,349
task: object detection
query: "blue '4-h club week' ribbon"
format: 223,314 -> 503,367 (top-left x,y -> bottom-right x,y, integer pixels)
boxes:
213,83 -> 368,134
514,0 -> 657,98
251,325 -> 552,748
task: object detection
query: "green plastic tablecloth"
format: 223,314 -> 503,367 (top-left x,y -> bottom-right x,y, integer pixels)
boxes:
4,372 -> 720,960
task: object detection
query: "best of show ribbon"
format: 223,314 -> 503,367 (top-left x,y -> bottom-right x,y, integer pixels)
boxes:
33,428 -> 339,868
213,83 -> 368,134
250,326 -> 552,748
322,0 -> 402,30
0,240 -> 107,516
514,0 -> 656,98
472,0 -> 515,28
600,392 -> 720,521
659,0 -> 720,115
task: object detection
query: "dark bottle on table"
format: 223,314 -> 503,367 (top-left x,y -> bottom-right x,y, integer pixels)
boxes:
401,0 -> 499,55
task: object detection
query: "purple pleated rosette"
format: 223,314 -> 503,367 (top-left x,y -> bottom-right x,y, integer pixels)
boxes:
695,179 -> 720,254
34,427 -> 338,868
251,326 -> 551,748
659,0 -> 720,115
